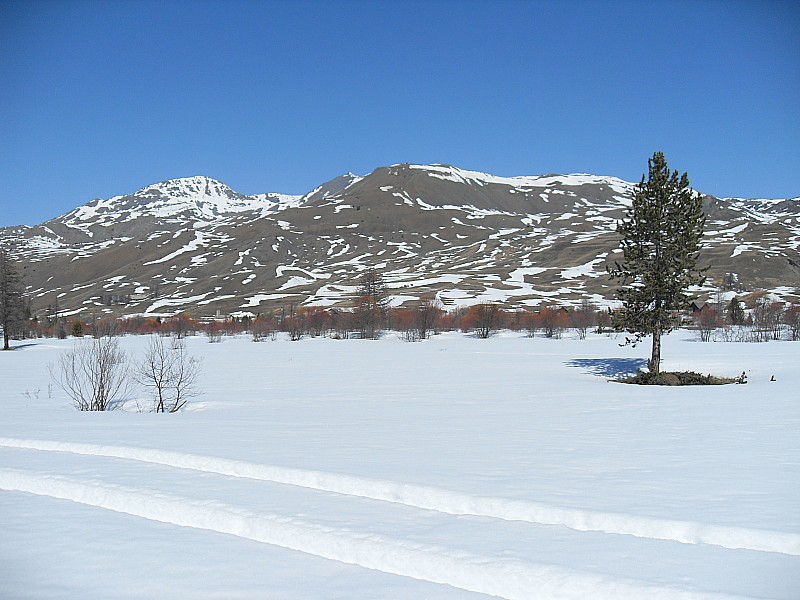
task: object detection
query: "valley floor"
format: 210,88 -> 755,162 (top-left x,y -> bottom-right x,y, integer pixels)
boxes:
1,329 -> 798,599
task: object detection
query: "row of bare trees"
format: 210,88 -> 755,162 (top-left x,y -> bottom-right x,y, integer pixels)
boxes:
456,299 -> 611,340
36,294 -> 800,355
15,260 -> 800,348
28,298 -> 618,345
692,295 -> 800,342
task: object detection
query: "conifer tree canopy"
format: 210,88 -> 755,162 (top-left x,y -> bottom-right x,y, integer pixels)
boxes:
0,247 -> 26,350
608,152 -> 706,375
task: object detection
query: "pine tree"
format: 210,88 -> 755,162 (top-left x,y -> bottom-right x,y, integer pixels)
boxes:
0,247 -> 26,350
608,152 -> 706,375
727,296 -> 745,325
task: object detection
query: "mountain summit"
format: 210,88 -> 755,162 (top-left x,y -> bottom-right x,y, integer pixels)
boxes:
1,164 -> 797,318
134,175 -> 240,199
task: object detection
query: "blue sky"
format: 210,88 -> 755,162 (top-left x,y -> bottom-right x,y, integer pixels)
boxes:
1,0 -> 798,226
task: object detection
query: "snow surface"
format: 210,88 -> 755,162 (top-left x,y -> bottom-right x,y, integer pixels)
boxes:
1,330 -> 798,599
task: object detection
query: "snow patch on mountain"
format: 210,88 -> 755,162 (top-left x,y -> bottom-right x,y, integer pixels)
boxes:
3,164 -> 798,318
303,173 -> 363,203
134,176 -> 240,200
61,176 -> 304,232
408,164 -> 634,196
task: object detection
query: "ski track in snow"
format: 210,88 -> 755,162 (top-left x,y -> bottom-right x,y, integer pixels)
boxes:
0,468 -> 756,600
1,437 -> 798,560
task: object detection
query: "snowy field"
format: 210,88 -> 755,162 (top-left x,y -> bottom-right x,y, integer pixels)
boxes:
1,329 -> 798,599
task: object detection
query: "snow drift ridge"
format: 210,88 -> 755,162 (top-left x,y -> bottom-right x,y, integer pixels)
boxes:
2,437 -> 797,557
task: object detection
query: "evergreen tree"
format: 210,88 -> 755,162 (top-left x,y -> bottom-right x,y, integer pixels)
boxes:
0,247 -> 26,350
608,152 -> 706,374
71,320 -> 84,338
727,296 -> 745,325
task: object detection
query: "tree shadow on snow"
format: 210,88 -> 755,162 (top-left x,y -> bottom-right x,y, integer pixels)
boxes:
565,357 -> 648,379
4,343 -> 40,351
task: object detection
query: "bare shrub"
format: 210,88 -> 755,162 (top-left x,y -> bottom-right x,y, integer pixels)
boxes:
694,305 -> 719,342
415,297 -> 442,340
305,308 -> 331,337
205,330 -> 223,343
251,316 -> 276,342
50,335 -> 131,411
467,302 -> 501,339
283,307 -> 306,342
785,304 -> 800,341
90,318 -> 120,339
571,300 -> 596,340
524,310 -> 538,338
750,297 -> 783,342
540,306 -> 568,339
136,336 -> 201,413
717,324 -> 749,343
204,322 -> 224,343
401,327 -> 421,342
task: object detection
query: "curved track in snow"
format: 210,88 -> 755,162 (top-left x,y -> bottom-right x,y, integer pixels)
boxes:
1,436 -> 797,557
0,467 -> 756,600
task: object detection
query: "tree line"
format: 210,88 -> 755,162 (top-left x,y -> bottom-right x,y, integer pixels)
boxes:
692,293 -> 800,342
4,263 -> 799,348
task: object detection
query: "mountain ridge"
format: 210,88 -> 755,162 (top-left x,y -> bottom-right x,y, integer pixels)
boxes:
1,164 -> 798,319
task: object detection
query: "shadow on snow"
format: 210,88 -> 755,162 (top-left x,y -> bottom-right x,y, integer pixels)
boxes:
3,343 -> 40,351
565,357 -> 647,379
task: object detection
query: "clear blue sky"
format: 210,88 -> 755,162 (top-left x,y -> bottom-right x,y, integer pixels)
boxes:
1,0 -> 798,226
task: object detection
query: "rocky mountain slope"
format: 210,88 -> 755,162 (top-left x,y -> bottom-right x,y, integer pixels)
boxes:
1,164 -> 798,319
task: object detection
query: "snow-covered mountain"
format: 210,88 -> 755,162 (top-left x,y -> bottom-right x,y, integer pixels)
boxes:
1,164 -> 797,318
55,176 -> 302,236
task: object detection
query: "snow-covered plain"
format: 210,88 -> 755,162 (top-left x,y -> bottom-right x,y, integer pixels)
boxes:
1,329 -> 798,599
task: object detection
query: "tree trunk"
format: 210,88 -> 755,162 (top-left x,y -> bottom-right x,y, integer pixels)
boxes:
649,329 -> 661,375
3,329 -> 9,351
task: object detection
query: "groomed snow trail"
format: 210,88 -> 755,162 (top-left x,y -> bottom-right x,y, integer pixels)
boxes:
1,436 -> 797,557
0,468 -> 754,600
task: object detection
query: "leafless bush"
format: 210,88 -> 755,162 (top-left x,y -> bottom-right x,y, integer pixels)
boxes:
571,300 -> 596,340
400,327 -> 421,342
716,324 -> 749,343
785,304 -> 800,341
90,318 -> 120,339
205,329 -> 223,343
252,316 -> 276,342
694,305 -> 720,342
136,336 -> 201,413
283,308 -> 305,342
469,302 -> 501,339
415,297 -> 442,340
50,335 -> 132,411
540,306 -> 568,339
750,297 -> 783,342
524,310 -> 538,338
